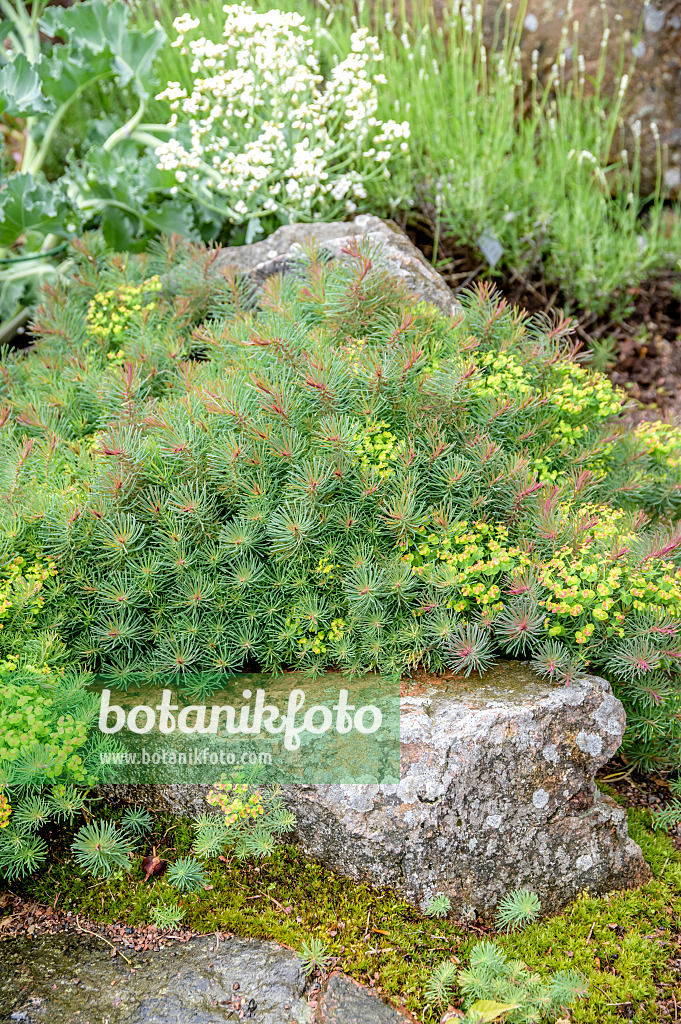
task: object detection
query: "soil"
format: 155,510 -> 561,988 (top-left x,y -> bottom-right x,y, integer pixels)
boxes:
405,209 -> 681,418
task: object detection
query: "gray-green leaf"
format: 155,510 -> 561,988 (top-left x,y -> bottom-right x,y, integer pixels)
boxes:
0,56 -> 53,118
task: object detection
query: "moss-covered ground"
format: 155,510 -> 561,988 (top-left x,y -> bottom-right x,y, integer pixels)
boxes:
3,799 -> 681,1022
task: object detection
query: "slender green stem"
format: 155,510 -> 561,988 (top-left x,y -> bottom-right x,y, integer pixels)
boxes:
0,0 -> 31,41
134,124 -> 177,134
103,95 -> 147,152
0,257 -> 58,282
79,197 -> 145,224
24,72 -> 116,176
129,130 -> 173,150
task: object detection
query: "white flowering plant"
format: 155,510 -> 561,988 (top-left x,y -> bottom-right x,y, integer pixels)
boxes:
154,6 -> 411,242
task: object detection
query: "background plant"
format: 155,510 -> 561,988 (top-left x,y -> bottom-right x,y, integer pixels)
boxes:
0,0 -> 175,328
151,5 -> 411,246
193,770 -> 295,860
0,658 -> 118,880
390,0 -> 679,317
139,0 -> 680,322
3,0 -> 679,345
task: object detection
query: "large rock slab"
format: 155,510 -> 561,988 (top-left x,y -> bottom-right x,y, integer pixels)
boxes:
107,662 -> 650,922
212,214 -> 461,319
0,933 -> 411,1024
289,662 -> 650,921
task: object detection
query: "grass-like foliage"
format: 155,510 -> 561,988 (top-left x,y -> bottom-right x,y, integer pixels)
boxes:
2,236 -> 681,769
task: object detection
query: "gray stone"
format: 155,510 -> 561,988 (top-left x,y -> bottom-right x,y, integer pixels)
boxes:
318,974 -> 410,1023
285,662 -> 649,921
106,662 -> 650,922
0,933 -> 409,1024
212,214 -> 461,319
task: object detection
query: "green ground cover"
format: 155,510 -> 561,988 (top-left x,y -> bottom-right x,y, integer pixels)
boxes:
7,803 -> 680,1023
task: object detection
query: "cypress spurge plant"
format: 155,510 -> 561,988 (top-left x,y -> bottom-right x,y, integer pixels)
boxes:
2,236 -> 681,768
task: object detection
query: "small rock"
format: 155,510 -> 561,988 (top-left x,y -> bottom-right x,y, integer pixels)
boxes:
212,215 -> 461,319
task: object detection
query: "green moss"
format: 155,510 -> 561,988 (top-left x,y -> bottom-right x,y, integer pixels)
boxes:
6,810 -> 681,1022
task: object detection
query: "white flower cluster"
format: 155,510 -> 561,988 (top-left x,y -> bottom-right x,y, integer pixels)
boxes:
155,6 -> 410,227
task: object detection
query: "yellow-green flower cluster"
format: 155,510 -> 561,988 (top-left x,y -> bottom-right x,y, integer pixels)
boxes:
635,420 -> 681,469
0,792 -> 10,828
207,779 -> 264,826
339,337 -> 367,372
476,350 -> 534,397
0,670 -> 89,782
315,556 -> 337,582
404,520 -> 527,613
549,363 -> 621,444
86,276 -> 162,345
288,615 -> 345,656
354,421 -> 406,479
0,554 -> 57,634
538,505 -> 681,642
470,352 -> 619,451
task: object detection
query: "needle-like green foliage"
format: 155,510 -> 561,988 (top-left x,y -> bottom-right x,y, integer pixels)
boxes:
299,936 -> 332,976
495,889 -> 541,933
166,855 -> 207,894
71,819 -> 134,878
150,900 -> 186,930
2,235 -> 681,768
120,805 -> 153,837
453,939 -> 588,1022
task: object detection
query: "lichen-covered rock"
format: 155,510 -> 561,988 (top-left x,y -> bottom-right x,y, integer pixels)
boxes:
106,662 -> 650,921
0,933 -> 412,1024
0,933 -> 312,1024
287,662 -> 650,920
212,214 -> 461,318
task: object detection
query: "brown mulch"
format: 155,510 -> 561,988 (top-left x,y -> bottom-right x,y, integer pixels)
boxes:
0,890 -> 195,956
